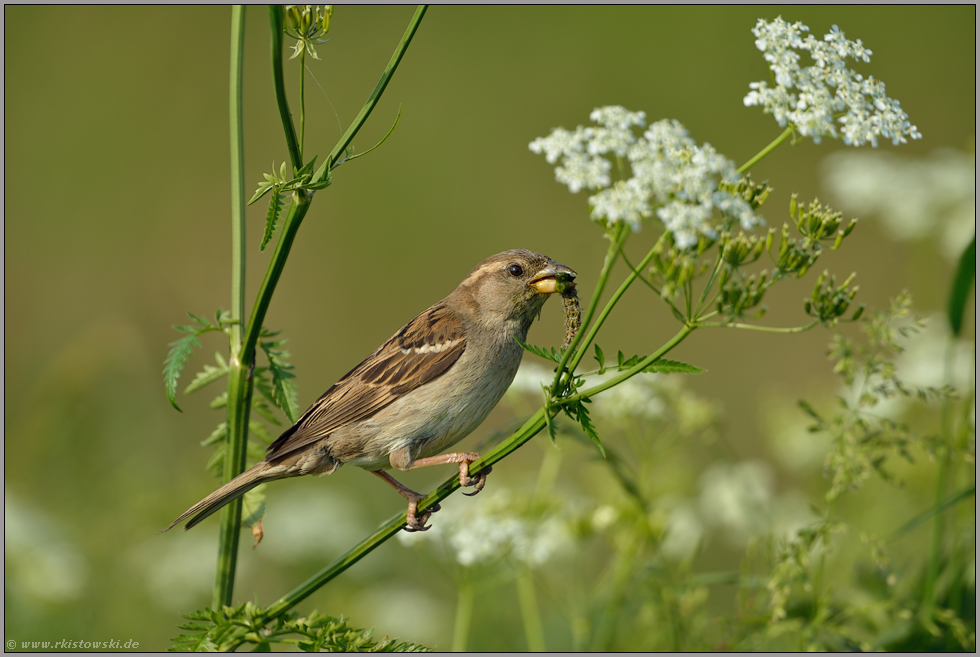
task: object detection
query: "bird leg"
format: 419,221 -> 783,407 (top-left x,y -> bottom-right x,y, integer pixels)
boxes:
407,452 -> 493,497
372,470 -> 441,532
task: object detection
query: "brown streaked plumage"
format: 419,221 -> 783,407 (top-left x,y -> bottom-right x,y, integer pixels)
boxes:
166,249 -> 576,532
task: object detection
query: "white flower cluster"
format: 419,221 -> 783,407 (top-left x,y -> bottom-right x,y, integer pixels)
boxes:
744,18 -> 922,147
530,107 -> 761,249
397,489 -> 571,568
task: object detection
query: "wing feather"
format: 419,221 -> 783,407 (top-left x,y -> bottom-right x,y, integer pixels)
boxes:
266,302 -> 466,460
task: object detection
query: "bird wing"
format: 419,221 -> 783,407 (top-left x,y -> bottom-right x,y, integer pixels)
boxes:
266,301 -> 466,460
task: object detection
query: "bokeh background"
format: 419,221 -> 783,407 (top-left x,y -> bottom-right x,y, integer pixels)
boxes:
4,5 -> 974,651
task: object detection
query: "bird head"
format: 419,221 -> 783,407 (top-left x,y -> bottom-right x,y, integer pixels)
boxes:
451,249 -> 576,329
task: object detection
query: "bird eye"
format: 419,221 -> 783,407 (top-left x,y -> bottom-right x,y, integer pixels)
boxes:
507,264 -> 524,277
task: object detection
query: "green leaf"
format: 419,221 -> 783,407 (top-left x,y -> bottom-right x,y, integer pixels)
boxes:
186,310 -> 211,327
251,395 -> 281,425
202,422 -> 228,447
947,235 -> 975,336
260,336 -> 299,422
594,344 -> 606,374
310,156 -> 331,184
164,333 -> 201,411
183,354 -> 230,395
209,392 -> 228,409
260,192 -> 285,252
296,155 -> 318,178
248,180 -> 275,206
575,400 -> 605,458
240,484 -> 266,528
345,105 -> 403,163
516,338 -> 563,364
642,358 -> 705,375
249,420 -> 272,444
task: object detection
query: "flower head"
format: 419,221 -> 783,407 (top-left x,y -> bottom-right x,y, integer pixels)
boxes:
531,107 -> 763,248
744,17 -> 921,147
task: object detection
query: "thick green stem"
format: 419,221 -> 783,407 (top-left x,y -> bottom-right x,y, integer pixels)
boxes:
737,126 -> 793,174
269,5 -> 303,172
213,4 -> 249,610
327,5 -> 427,169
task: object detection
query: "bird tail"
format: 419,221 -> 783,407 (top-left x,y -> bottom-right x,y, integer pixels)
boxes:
163,460 -> 288,532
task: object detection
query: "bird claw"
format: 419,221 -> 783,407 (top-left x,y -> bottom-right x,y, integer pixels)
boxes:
460,464 -> 492,496
403,501 -> 441,532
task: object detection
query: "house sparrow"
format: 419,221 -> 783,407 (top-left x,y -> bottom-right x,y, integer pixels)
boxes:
166,249 -> 576,532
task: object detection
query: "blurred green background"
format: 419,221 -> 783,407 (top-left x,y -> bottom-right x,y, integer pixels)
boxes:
4,5 -> 974,651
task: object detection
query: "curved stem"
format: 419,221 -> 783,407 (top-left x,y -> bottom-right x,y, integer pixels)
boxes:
566,324 -> 694,404
551,223 -> 628,392
328,5 -> 427,169
218,407 -> 550,651
696,320 -> 819,334
269,5 -> 303,172
562,236 -> 665,380
737,126 -> 793,174
213,4 -> 250,610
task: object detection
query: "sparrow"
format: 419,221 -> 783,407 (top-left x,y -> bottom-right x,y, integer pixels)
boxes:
166,249 -> 576,532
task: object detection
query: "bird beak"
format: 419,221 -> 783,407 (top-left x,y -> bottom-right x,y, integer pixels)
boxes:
529,261 -> 577,294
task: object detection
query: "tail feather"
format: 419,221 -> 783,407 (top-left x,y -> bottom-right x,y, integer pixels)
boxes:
163,461 -> 287,532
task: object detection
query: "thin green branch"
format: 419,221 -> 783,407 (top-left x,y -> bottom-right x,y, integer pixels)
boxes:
566,324 -> 695,404
217,407 -> 550,650
737,126 -> 793,173
299,48 -> 306,161
695,320 -> 820,334
892,484 -> 975,540
551,224 -> 629,393
269,5 -> 303,172
328,5 -> 427,169
561,235 -> 665,381
213,3 -> 250,610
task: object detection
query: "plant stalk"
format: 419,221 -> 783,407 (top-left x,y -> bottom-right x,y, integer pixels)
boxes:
738,126 -> 793,173
327,5 -> 427,169
213,3 -> 250,610
269,5 -> 303,172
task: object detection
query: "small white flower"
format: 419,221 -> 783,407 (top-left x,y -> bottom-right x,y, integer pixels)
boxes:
744,17 -> 921,147
530,109 -> 764,248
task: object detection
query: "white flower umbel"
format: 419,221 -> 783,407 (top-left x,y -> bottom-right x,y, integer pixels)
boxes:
744,18 -> 922,147
531,107 -> 762,248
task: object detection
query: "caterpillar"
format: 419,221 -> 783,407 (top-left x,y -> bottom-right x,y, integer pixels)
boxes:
559,284 -> 581,351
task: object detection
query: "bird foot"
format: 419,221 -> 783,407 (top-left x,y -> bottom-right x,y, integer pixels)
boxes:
460,461 -> 492,496
404,499 -> 441,532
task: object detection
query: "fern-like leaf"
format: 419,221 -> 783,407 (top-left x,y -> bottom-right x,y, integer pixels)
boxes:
183,353 -> 230,395
261,192 -> 285,251
164,334 -> 201,411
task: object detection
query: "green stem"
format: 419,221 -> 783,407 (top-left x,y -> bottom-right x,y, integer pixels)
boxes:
517,566 -> 546,652
328,5 -> 427,170
299,48 -> 306,161
215,323 -> 695,649
696,320 -> 820,334
213,3 -> 249,610
551,224 -> 628,392
269,5 -> 303,172
241,194 -> 313,366
737,126 -> 793,174
451,581 -> 474,653
562,236 -> 665,381
566,324 -> 695,404
218,408 -> 551,651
